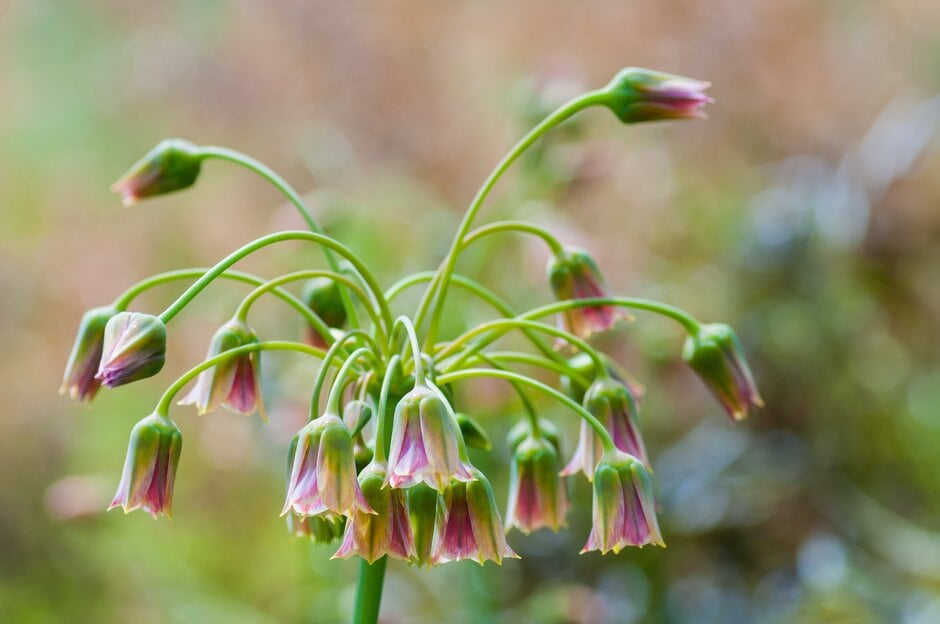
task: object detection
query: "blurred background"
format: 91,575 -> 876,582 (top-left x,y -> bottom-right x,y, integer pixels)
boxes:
3,1 -> 940,622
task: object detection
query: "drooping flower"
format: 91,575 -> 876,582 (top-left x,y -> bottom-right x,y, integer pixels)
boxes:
386,385 -> 473,491
683,323 -> 763,422
547,246 -> 626,340
282,415 -> 373,517
602,67 -> 713,124
433,470 -> 518,565
95,312 -> 167,388
179,319 -> 265,418
506,431 -> 569,534
111,138 -> 203,207
301,278 -> 347,349
582,451 -> 664,554
333,462 -> 417,564
109,412 -> 182,519
60,306 -> 117,401
562,378 -> 649,480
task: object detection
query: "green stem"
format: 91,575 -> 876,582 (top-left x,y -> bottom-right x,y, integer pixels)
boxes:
475,353 -> 541,436
156,340 -> 325,414
438,318 -> 608,374
522,296 -> 701,332
112,268 -> 327,332
386,271 -> 568,368
461,220 -> 564,254
352,557 -> 387,624
414,89 -> 611,347
310,330 -> 378,420
233,269 -> 388,349
392,316 -> 424,386
435,368 -> 615,452
156,231 -> 392,332
198,145 -> 361,329
325,348 -> 374,414
470,351 -> 590,387
373,355 -> 401,463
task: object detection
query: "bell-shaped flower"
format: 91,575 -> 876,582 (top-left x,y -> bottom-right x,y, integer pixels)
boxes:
433,470 -> 518,565
562,378 -> 649,480
333,462 -> 417,564
506,431 -> 569,534
282,415 -> 373,518
547,246 -> 626,339
386,386 -> 473,491
582,451 -> 664,554
179,319 -> 265,418
301,278 -> 347,349
109,412 -> 182,519
95,312 -> 167,388
61,306 -> 117,401
603,67 -> 713,124
111,138 -> 203,207
683,323 -> 763,422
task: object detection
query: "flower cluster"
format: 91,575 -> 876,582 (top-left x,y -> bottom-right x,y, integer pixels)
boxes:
63,68 -> 760,594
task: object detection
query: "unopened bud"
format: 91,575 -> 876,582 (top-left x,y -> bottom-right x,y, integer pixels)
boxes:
111,138 -> 203,207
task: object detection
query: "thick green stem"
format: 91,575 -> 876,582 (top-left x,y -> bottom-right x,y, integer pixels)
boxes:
436,368 -> 615,452
198,145 -> 361,329
373,355 -> 401,463
414,89 -> 611,346
352,557 -> 387,624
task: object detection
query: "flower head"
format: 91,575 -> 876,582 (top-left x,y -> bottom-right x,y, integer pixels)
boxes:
111,138 -> 203,207
562,378 -> 649,480
282,415 -> 373,517
583,451 -> 664,554
179,319 -> 265,418
506,431 -> 569,534
603,67 -> 713,124
109,412 -> 182,519
433,470 -> 518,565
386,386 -> 473,491
301,278 -> 347,349
95,312 -> 167,388
548,246 -> 626,339
61,306 -> 117,401
683,323 -> 763,422
333,462 -> 417,564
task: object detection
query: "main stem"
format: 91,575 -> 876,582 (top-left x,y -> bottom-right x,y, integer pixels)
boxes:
352,557 -> 387,624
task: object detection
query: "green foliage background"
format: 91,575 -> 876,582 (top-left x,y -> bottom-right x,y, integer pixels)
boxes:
2,2 -> 940,623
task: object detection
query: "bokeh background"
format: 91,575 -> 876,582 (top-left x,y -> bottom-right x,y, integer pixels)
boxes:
3,1 -> 940,623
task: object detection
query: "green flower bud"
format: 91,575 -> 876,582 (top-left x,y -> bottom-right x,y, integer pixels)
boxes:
301,278 -> 347,348
96,312 -> 167,388
602,67 -> 713,124
683,323 -> 763,422
111,138 -> 203,207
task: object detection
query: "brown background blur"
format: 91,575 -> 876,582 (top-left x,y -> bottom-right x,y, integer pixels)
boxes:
2,2 -> 940,623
